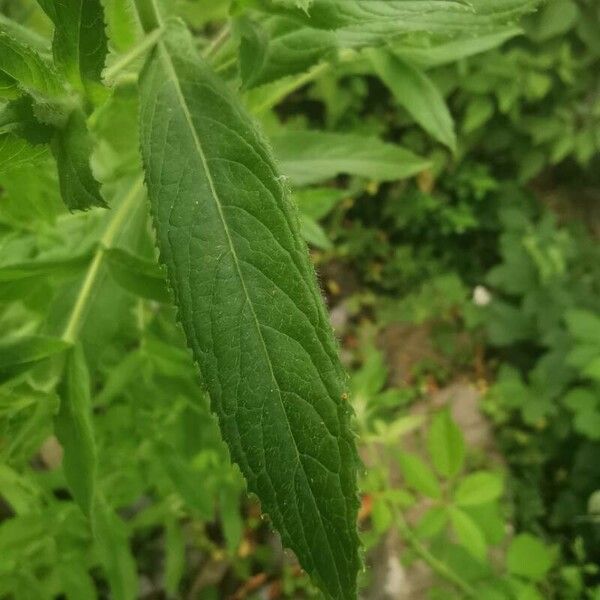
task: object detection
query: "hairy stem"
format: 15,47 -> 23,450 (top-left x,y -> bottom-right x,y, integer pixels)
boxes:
61,178 -> 144,343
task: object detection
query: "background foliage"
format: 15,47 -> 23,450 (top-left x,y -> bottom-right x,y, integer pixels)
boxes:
0,0 -> 599,598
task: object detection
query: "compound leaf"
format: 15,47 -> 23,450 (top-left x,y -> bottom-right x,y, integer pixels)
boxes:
139,20 -> 360,600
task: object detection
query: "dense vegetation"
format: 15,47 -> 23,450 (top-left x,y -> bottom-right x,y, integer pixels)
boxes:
0,0 -> 599,599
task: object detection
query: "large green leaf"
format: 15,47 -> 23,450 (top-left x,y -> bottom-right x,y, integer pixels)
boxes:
271,130 -> 430,185
138,20 -> 360,600
36,0 -> 108,96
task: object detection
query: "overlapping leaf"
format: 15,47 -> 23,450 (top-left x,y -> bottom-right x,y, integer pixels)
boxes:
138,20 -> 360,600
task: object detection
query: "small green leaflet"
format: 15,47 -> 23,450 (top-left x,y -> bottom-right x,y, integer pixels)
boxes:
368,49 -> 456,152
271,130 -> 430,185
138,20 -> 360,600
449,506 -> 487,560
55,344 -> 97,517
427,409 -> 465,478
36,0 -> 109,96
52,110 -> 106,210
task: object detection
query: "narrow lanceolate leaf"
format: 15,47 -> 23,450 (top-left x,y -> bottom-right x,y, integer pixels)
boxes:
52,110 -> 106,210
369,49 -> 456,152
257,0 -> 541,45
55,344 -> 97,517
93,496 -> 138,600
139,20 -> 360,600
271,130 -> 430,185
36,0 -> 108,95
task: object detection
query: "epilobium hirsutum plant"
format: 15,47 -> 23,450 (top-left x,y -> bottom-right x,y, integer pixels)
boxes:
0,0 -> 539,597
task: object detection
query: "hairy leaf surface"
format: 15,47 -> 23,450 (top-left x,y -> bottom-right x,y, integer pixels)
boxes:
138,20 -> 359,600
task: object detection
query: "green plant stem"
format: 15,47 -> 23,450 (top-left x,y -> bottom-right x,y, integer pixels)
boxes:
391,504 -> 478,599
103,28 -> 164,84
134,0 -> 163,33
61,178 -> 144,344
202,23 -> 231,58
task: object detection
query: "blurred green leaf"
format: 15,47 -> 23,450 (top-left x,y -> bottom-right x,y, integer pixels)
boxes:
55,344 -> 97,517
455,472 -> 503,507
299,213 -> 332,250
164,518 -> 185,596
507,534 -> 554,581
0,335 -> 69,383
369,49 -> 456,152
272,130 -> 430,185
397,453 -> 441,499
105,247 -> 169,302
93,497 -> 138,600
449,506 -> 487,561
427,409 -> 465,478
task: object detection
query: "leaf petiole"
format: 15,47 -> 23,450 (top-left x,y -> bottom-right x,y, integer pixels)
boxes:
61,177 -> 144,344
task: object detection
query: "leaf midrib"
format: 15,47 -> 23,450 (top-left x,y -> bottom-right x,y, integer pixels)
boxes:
154,40 -> 344,595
